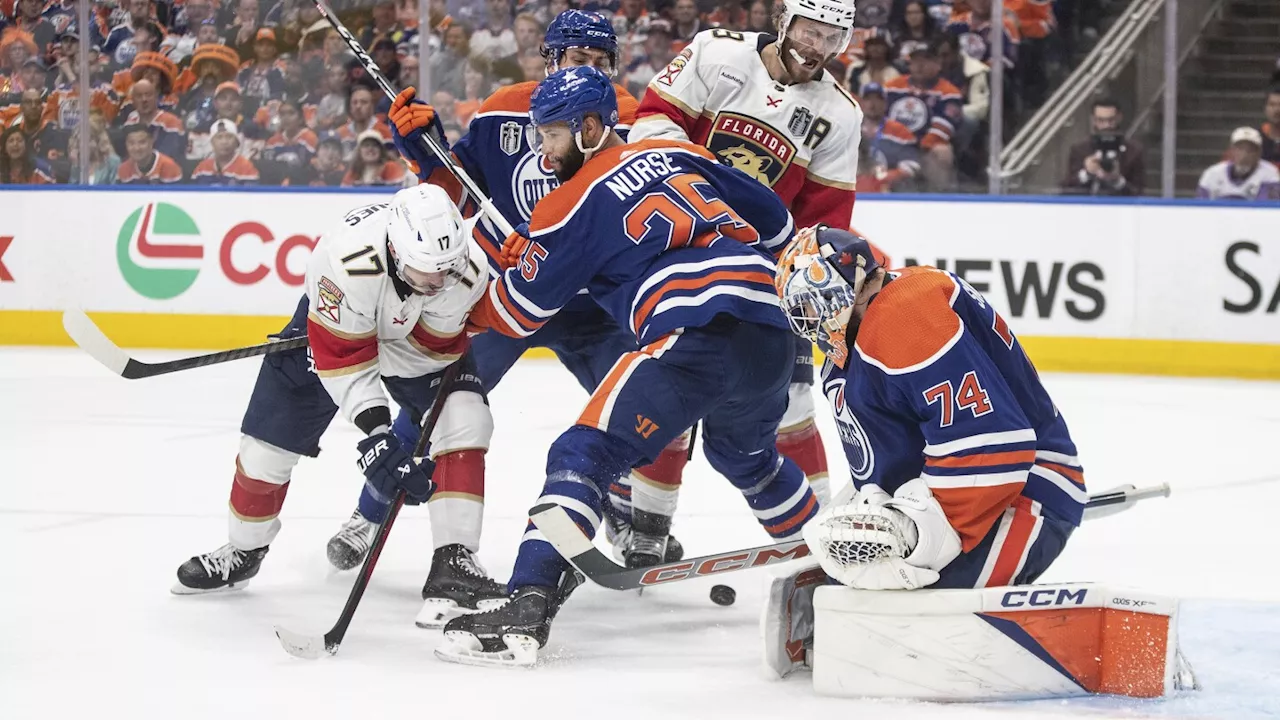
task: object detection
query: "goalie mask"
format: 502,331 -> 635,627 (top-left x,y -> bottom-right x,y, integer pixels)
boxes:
775,225 -> 880,368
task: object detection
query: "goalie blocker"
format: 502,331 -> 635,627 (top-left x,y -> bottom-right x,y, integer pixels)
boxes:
763,574 -> 1197,701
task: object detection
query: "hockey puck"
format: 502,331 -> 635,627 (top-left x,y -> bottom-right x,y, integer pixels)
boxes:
710,584 -> 736,606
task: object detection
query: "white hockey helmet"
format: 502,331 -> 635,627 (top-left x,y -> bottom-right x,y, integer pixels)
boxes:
386,184 -> 474,296
777,0 -> 857,59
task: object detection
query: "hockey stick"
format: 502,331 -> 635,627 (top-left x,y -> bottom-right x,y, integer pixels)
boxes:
274,361 -> 463,659
311,0 -> 516,239
62,308 -> 307,379
532,482 -> 1173,591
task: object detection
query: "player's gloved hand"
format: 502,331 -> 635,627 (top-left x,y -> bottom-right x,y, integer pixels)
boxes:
356,431 -> 436,506
389,86 -> 446,177
499,223 -> 532,271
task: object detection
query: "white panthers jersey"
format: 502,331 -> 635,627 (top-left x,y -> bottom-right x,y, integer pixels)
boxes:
1196,161 -> 1280,201
304,200 -> 487,425
630,29 -> 862,231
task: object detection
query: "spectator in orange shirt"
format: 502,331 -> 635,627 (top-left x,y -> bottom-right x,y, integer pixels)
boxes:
335,84 -> 393,160
706,0 -> 747,30
191,119 -> 261,185
341,129 -> 407,186
117,123 -> 185,184
0,124 -> 55,184
120,78 -> 187,162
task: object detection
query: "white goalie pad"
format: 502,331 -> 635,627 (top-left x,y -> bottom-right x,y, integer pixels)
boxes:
811,583 -> 1192,701
761,560 -> 828,679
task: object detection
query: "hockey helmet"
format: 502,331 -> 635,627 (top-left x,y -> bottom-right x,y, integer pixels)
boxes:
775,225 -> 880,367
385,184 -> 475,296
777,0 -> 857,61
528,66 -> 619,155
541,10 -> 618,75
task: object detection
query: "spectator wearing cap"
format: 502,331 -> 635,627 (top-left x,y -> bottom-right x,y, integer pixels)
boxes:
341,128 -> 407,186
293,134 -> 346,186
224,0 -> 263,61
856,82 -> 920,193
120,78 -> 187,160
260,97 -> 317,184
671,0 -> 704,52
884,39 -> 962,189
177,43 -> 241,115
1197,127 -> 1280,201
186,81 -> 267,166
191,118 -> 261,184
430,22 -> 470,99
624,20 -> 673,99
848,31 -> 901,93
470,0 -> 515,62
117,122 -> 184,183
0,124 -> 55,184
361,0 -> 417,50
613,0 -> 651,71
892,1 -> 938,68
945,0 -> 1019,73
236,29 -> 286,111
1,57 -> 47,113
335,84 -> 393,161
1259,85 -> 1280,169
114,51 -> 179,119
11,0 -> 57,58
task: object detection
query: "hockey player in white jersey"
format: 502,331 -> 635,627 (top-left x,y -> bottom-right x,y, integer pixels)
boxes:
623,0 -> 862,564
172,185 -> 507,623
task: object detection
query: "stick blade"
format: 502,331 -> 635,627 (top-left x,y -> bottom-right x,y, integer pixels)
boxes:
273,625 -> 335,660
62,308 -> 134,377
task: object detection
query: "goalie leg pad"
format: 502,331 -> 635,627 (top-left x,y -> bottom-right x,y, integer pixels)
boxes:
762,559 -> 829,679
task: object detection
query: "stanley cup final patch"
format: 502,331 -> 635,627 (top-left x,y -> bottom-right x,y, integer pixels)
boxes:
317,276 -> 345,323
500,121 -> 523,156
787,107 -> 814,138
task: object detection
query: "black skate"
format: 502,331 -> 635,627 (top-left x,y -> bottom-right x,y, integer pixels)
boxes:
624,509 -> 685,569
172,543 -> 269,595
434,572 -> 582,667
415,543 -> 509,629
326,511 -> 375,571
607,514 -> 684,567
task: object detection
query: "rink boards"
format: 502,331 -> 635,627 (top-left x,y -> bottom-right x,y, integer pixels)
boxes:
1,188 -> 1277,378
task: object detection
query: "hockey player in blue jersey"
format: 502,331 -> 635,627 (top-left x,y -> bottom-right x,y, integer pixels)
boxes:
775,225 -> 1084,591
325,11 -> 688,605
431,67 -> 819,667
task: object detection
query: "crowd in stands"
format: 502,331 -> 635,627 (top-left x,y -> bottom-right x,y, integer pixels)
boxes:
0,0 -> 1095,189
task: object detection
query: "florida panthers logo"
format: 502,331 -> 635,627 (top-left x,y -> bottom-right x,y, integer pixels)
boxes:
707,113 -> 795,187
824,377 -> 875,480
512,150 -> 560,218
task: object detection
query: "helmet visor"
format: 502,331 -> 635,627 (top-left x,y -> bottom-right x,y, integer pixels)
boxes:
784,16 -> 851,58
399,255 -> 466,296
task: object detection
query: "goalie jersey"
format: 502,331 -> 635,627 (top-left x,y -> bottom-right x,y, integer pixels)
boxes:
418,81 -> 639,273
630,30 -> 861,231
469,139 -> 795,345
304,201 -> 487,425
821,267 -> 1087,552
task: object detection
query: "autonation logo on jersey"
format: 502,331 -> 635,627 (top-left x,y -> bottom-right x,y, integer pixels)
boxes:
116,202 -> 204,300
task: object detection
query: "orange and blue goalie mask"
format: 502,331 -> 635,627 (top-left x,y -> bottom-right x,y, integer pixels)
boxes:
776,228 -> 858,368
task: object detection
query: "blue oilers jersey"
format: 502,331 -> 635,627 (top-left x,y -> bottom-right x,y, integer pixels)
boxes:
821,266 -> 1087,551
470,139 -> 797,346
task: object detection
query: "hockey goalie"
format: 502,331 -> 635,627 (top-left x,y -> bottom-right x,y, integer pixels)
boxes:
762,225 -> 1197,701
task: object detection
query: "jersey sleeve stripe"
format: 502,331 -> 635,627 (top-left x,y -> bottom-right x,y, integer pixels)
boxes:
1034,450 -> 1080,466
1036,460 -> 1084,485
1028,465 -> 1091,503
921,469 -> 1028,489
925,449 -> 1037,469
632,269 -> 774,333
486,280 -> 538,337
646,285 -> 781,332
923,428 -> 1038,456
932,485 -> 1025,551
760,212 -> 795,253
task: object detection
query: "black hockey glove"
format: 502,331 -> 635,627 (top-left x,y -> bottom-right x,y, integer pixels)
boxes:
357,432 -> 436,506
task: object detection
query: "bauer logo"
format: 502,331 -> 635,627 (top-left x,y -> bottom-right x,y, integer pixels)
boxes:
116,203 -> 203,300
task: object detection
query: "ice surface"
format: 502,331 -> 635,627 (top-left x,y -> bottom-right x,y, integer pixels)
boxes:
2,348 -> 1278,719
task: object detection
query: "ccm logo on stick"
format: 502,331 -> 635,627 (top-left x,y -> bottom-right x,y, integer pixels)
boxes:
639,543 -> 811,585
1000,587 -> 1088,608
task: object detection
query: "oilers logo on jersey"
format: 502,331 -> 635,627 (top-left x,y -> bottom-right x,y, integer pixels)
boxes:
888,96 -> 930,135
512,151 -> 561,218
824,376 -> 875,480
706,113 -> 796,186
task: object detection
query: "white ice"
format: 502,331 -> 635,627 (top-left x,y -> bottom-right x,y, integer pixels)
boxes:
2,348 -> 1279,719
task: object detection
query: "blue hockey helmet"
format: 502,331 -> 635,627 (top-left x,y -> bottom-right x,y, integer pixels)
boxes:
775,225 -> 882,368
528,66 -> 619,154
541,10 -> 618,74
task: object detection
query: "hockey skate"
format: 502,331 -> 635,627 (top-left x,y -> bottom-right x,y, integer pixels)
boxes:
606,514 -> 684,567
326,511 -> 375,571
415,543 -> 509,629
620,509 -> 685,569
434,571 -> 581,668
172,543 -> 269,595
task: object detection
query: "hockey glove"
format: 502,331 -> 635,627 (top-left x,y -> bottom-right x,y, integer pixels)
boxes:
499,223 -> 532,271
357,431 -> 436,506
389,86 -> 447,178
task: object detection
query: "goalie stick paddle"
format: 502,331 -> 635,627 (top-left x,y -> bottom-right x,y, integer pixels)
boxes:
62,309 -> 308,379
274,362 -> 463,659
531,482 -> 1172,591
311,0 -> 516,239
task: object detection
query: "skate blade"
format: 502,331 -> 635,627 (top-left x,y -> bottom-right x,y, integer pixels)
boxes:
416,597 -> 510,629
273,625 -> 334,660
433,631 -> 538,668
169,579 -> 250,596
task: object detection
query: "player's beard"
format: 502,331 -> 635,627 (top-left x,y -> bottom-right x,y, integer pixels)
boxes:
551,143 -> 587,183
778,37 -> 828,83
